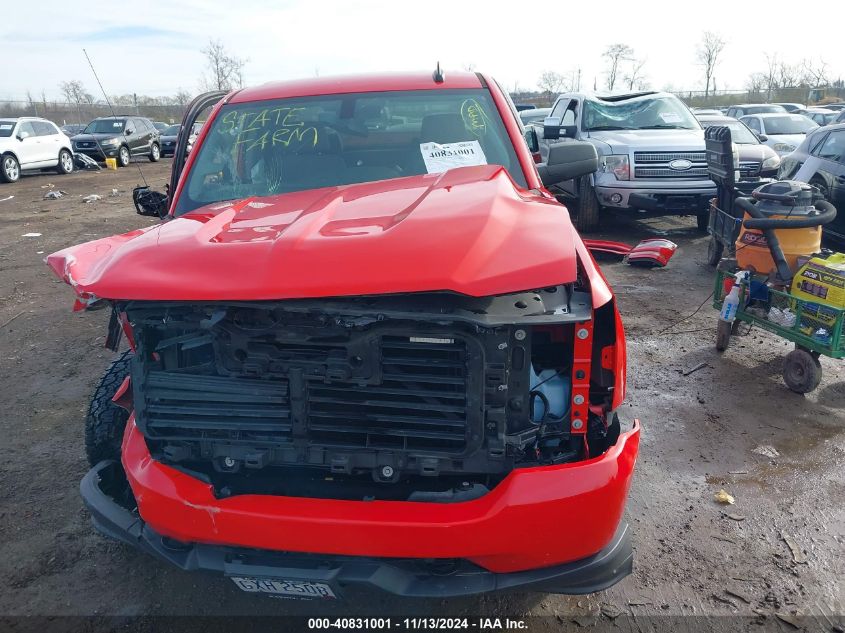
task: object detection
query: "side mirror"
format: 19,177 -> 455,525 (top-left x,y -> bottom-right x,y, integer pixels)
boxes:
17,132 -> 29,141
125,128 -> 134,136
543,117 -> 561,140
524,127 -> 539,153
537,141 -> 598,187
543,116 -> 578,140
757,133 -> 768,142
133,185 -> 169,219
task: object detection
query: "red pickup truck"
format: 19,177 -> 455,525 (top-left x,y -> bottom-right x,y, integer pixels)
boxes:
47,70 -> 640,599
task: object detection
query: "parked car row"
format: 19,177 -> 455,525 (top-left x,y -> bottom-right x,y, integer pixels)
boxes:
0,114 -> 188,183
518,90 -> 843,238
686,102 -> 845,245
779,122 -> 845,244
696,115 -> 781,178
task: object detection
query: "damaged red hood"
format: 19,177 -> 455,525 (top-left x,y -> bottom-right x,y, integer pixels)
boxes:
47,165 -> 578,302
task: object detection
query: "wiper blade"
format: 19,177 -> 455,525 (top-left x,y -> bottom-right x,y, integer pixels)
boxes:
587,125 -> 634,131
638,124 -> 689,129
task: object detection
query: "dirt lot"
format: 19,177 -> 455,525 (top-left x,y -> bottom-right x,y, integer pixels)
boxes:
0,162 -> 842,630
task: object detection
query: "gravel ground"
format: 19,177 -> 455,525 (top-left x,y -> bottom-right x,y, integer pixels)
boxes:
0,161 -> 842,631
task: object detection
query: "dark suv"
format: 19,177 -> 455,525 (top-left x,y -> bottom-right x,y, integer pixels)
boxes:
71,116 -> 160,166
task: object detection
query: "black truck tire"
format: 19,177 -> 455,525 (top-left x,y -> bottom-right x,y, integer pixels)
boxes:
706,235 -> 724,267
782,348 -> 822,394
574,177 -> 601,232
85,350 -> 133,466
715,319 -> 732,351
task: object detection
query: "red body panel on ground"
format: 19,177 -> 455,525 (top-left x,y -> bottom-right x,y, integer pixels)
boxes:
121,417 -> 640,574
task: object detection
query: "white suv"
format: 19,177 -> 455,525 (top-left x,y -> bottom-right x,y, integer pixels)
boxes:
0,117 -> 74,183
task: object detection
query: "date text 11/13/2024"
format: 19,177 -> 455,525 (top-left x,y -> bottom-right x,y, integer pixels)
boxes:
307,618 -> 529,630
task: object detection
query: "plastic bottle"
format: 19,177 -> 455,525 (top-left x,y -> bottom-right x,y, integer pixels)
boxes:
720,272 -> 749,323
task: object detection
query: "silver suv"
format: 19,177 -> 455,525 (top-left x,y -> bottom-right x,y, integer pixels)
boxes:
531,91 -> 716,231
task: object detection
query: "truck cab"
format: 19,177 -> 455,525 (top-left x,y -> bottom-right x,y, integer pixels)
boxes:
529,91 -> 716,231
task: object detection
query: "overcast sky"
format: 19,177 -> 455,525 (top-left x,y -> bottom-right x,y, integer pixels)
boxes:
3,0 -> 843,101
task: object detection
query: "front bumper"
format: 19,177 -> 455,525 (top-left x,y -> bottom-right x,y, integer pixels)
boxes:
74,146 -> 118,161
595,180 -> 715,214
81,417 -> 639,593
81,460 -> 634,597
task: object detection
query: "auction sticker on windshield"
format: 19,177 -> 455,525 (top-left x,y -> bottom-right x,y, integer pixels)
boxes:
230,576 -> 337,599
420,140 -> 487,174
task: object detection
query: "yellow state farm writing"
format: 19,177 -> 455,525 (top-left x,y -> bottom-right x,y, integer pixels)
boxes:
220,108 -> 319,151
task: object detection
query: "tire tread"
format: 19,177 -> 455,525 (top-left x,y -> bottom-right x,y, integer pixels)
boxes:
84,350 -> 132,466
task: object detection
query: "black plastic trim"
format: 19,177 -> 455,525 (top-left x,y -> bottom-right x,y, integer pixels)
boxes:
81,460 -> 633,597
628,192 -> 712,213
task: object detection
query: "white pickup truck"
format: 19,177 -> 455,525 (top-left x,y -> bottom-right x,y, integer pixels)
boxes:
527,91 -> 716,231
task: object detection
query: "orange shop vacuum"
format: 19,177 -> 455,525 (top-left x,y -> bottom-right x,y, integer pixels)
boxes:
733,181 -> 836,282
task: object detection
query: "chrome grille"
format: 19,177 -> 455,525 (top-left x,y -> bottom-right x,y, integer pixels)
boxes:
635,168 -> 710,178
739,161 -> 761,176
635,152 -> 706,162
634,151 -> 710,180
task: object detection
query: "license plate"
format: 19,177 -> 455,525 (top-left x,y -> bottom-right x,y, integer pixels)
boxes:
230,576 -> 337,599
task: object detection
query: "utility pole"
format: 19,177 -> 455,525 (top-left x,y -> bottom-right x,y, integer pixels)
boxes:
576,67 -> 582,91
133,92 -> 139,115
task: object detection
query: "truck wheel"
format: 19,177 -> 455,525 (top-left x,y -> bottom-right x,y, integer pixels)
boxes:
696,211 -> 709,233
118,145 -> 131,167
85,350 -> 133,466
706,235 -> 723,267
574,177 -> 601,232
782,348 -> 822,394
715,320 -> 732,351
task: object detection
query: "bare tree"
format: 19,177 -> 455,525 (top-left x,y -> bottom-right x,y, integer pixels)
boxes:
26,91 -> 38,116
777,62 -> 802,89
802,58 -> 829,87
462,62 -> 476,72
201,39 -> 247,92
763,53 -> 778,100
624,58 -> 647,91
536,71 -> 567,105
696,31 -> 726,99
59,80 -> 93,106
174,88 -> 192,106
746,72 -> 766,97
59,80 -> 93,123
603,44 -> 633,91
